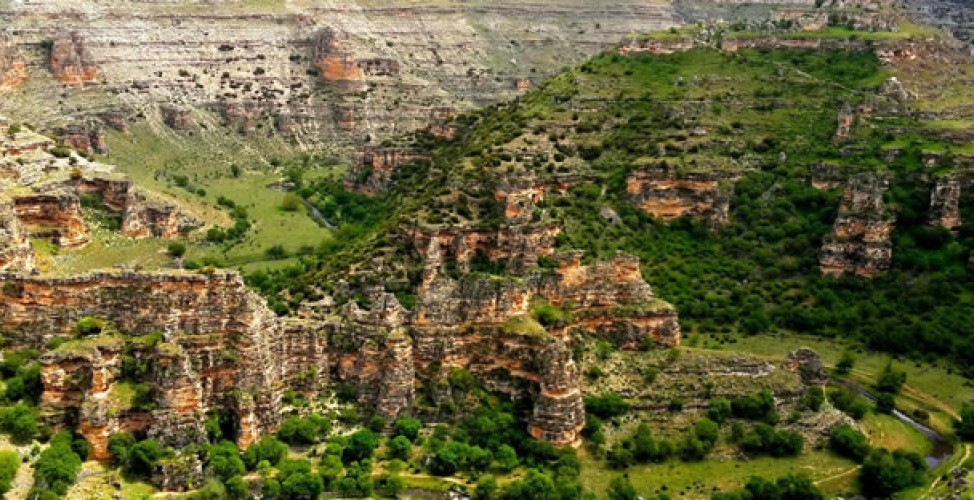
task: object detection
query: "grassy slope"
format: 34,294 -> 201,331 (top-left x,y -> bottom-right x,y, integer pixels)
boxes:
57,124 -> 340,273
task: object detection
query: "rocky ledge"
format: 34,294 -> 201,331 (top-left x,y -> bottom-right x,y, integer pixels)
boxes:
819,173 -> 894,277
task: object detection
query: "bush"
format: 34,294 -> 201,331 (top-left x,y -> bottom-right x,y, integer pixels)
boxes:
376,473 -> 404,498
387,435 -> 412,461
584,394 -> 630,419
955,403 -> 974,441
242,436 -> 288,470
0,403 -> 38,443
30,432 -> 82,497
281,193 -> 303,212
707,398 -> 732,424
731,390 -> 778,423
282,471 -> 324,500
875,393 -> 895,414
393,417 -> 422,442
835,350 -> 856,375
715,474 -> 823,500
128,439 -> 170,477
828,389 -> 870,420
859,448 -> 926,497
875,363 -> 907,394
739,424 -> 803,457
342,430 -> 378,464
167,242 -> 187,258
0,450 -> 20,494
108,432 -> 136,467
74,316 -> 105,336
277,414 -> 330,445
208,441 -> 245,481
606,475 -> 638,500
828,425 -> 870,462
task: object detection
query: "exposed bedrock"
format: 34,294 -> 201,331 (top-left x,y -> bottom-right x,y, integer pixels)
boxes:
819,173 -> 894,277
12,191 -> 90,248
626,163 -> 741,224
0,32 -> 27,91
0,196 -> 36,273
50,31 -> 98,87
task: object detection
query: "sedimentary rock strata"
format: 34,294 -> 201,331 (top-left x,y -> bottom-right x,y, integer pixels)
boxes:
929,174 -> 963,230
12,191 -> 90,248
0,196 -> 34,273
819,173 -> 894,277
0,1 -> 678,144
0,33 -> 26,91
626,163 -> 741,224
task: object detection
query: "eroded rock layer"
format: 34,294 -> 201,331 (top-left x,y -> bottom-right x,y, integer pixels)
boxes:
819,173 -> 894,277
626,163 -> 741,224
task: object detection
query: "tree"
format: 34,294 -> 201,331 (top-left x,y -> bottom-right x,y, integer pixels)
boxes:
376,473 -> 404,498
731,390 -> 778,423
108,432 -> 137,467
606,475 -> 638,500
208,441 -> 245,481
955,403 -> 974,441
875,393 -> 895,414
875,362 -> 907,394
828,425 -> 870,462
474,474 -> 498,500
31,432 -> 82,497
242,436 -> 288,470
277,415 -> 329,445
835,350 -> 856,375
859,448 -> 926,497
0,403 -> 38,443
368,415 -> 387,433
343,430 -> 378,464
282,472 -> 324,500
693,418 -> 720,447
584,394 -> 630,419
319,454 -> 344,488
387,435 -> 412,461
128,439 -> 170,477
393,417 -> 422,442
226,475 -> 248,500
167,242 -> 187,258
495,444 -> 519,471
0,450 -> 20,494
707,398 -> 732,424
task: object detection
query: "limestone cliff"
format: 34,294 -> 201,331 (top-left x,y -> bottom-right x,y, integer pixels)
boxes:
0,32 -> 26,92
0,195 -> 35,273
50,32 -> 98,87
626,162 -> 741,224
819,173 -> 894,277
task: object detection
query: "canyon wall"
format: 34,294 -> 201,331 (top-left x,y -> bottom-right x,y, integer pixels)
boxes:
0,1 -> 680,145
626,164 -> 741,224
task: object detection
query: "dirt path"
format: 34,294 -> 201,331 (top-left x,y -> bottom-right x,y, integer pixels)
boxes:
814,465 -> 862,487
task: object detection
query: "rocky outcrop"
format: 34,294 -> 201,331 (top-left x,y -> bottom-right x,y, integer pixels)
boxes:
12,191 -> 90,248
0,196 -> 35,273
820,173 -> 894,277
50,32 -> 98,87
56,123 -> 107,155
411,223 -> 560,275
0,2 -> 678,145
347,147 -> 429,195
626,163 -> 741,224
785,348 -> 828,386
929,174 -> 962,230
0,33 -> 27,91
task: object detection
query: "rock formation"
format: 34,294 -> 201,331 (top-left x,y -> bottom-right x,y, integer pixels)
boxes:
820,173 -> 894,277
50,32 -> 98,87
0,1 -> 678,144
0,195 -> 35,273
929,174 -> 962,230
0,33 -> 26,91
12,191 -> 90,248
626,163 -> 741,224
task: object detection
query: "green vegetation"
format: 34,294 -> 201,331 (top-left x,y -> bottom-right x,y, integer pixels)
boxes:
0,450 -> 19,494
31,432 -> 83,498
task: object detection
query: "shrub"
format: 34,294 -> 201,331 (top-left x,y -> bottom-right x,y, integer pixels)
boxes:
835,350 -> 856,375
859,448 -> 926,497
342,430 -> 378,464
0,450 -> 20,494
739,424 -> 803,457
828,389 -> 870,420
128,439 -> 170,477
281,193 -> 303,212
387,435 -> 412,461
376,473 -> 404,498
167,242 -> 187,258
875,393 -> 895,414
707,398 -> 732,424
955,403 -> 974,441
828,425 -> 870,462
393,417 -> 422,442
277,414 -> 330,445
74,316 -> 105,336
30,432 -> 82,497
606,475 -> 638,500
731,390 -> 778,423
875,363 -> 907,394
584,394 -> 630,419
0,403 -> 38,443
243,436 -> 287,471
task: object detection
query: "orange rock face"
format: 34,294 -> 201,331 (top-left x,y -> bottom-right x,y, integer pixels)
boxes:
819,174 -> 894,277
0,34 -> 27,91
50,32 -> 98,87
12,193 -> 90,248
627,165 -> 740,224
